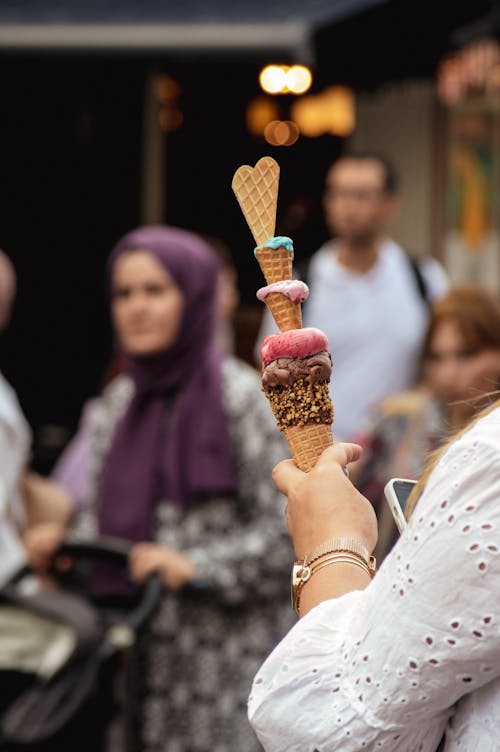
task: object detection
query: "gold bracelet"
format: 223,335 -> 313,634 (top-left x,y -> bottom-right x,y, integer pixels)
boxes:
292,551 -> 375,615
304,537 -> 374,568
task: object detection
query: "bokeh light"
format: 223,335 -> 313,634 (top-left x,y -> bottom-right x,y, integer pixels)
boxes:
286,65 -> 313,94
259,64 -> 313,94
264,120 -> 300,146
291,86 -> 355,137
259,65 -> 288,94
246,96 -> 279,136
291,96 -> 324,137
323,86 -> 356,136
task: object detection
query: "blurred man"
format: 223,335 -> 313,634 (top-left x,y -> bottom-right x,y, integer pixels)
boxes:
0,250 -> 71,584
256,151 -> 449,441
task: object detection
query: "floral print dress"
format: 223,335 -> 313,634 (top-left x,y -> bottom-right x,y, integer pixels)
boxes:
70,356 -> 296,752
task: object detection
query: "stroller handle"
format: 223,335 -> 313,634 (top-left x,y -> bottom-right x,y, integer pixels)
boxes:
57,537 -> 133,561
54,538 -> 164,635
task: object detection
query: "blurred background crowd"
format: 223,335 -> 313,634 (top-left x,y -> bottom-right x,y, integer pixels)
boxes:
2,0 -> 500,463
3,0 -> 500,750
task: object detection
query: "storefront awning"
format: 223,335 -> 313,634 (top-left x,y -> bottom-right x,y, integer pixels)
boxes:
0,0 -> 387,57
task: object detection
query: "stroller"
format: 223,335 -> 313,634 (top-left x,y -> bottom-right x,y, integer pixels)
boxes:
0,537 -> 163,751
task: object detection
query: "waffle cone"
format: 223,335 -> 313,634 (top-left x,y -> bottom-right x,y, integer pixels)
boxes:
285,423 -> 334,472
231,157 -> 279,247
265,292 -> 302,331
255,246 -> 292,284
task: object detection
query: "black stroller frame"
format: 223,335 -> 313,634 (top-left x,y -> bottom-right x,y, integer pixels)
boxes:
0,538 -> 163,752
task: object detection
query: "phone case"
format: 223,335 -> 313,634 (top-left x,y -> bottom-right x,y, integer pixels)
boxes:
383,478 -> 414,534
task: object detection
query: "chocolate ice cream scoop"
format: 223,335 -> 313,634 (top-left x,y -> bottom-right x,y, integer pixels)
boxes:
262,351 -> 332,388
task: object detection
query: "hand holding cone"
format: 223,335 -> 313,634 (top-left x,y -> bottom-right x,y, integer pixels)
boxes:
232,157 -> 334,471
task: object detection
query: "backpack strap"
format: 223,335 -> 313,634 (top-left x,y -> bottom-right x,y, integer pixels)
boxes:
405,253 -> 429,306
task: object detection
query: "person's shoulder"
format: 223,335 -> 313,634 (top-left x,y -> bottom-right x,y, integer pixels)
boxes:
436,404 -> 500,477
464,404 -> 500,450
222,355 -> 274,416
98,374 -> 134,414
222,355 -> 261,394
385,239 -> 450,300
418,256 -> 450,301
307,241 -> 335,273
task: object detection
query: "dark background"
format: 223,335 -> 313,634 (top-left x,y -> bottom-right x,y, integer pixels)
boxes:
0,52 -> 338,465
0,0 -> 496,469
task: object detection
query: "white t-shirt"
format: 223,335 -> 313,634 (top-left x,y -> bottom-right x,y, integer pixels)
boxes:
249,405 -> 500,751
0,372 -> 31,586
255,239 -> 449,441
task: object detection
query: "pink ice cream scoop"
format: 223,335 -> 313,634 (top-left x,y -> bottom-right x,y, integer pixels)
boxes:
261,327 -> 329,367
256,279 -> 309,304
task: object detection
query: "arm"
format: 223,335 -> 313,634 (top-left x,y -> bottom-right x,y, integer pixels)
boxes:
21,473 -> 74,570
51,398 -> 99,505
272,443 -> 377,616
23,472 -> 73,526
249,415 -> 500,751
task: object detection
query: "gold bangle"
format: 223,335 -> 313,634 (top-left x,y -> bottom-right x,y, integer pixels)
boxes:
292,551 -> 374,615
304,537 -> 373,568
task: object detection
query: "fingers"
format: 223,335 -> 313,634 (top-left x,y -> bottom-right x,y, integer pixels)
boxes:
130,552 -> 155,583
272,459 -> 304,494
273,442 -> 364,494
129,545 -> 159,583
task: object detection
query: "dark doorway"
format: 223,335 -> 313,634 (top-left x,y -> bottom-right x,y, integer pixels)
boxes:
0,52 -> 336,469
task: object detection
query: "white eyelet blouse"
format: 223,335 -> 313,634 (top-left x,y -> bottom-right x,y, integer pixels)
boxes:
249,406 -> 500,751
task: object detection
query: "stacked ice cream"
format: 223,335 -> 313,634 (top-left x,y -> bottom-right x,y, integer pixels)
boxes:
232,157 -> 334,471
261,326 -> 334,471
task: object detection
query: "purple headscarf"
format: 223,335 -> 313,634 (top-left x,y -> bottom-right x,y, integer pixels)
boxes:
97,225 -> 237,543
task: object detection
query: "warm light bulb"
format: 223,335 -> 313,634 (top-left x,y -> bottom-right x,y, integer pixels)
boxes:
286,65 -> 313,94
259,65 -> 288,94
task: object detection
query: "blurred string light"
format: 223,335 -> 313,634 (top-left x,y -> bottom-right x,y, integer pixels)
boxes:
259,65 -> 313,95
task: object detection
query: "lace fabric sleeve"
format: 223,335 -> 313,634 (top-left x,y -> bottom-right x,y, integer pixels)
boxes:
249,409 -> 500,751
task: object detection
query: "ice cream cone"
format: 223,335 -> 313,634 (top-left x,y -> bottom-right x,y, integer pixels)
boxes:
285,423 -> 334,472
231,157 -> 279,247
254,244 -> 292,284
261,329 -> 334,472
232,159 -> 336,473
265,292 -> 302,331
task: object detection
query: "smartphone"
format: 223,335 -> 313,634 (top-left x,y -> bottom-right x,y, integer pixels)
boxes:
383,478 -> 417,534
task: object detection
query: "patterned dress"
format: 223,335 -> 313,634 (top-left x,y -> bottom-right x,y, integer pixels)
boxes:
70,356 -> 296,752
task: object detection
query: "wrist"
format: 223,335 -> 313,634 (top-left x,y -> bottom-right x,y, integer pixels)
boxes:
291,537 -> 376,616
299,563 -> 370,617
297,528 -> 375,560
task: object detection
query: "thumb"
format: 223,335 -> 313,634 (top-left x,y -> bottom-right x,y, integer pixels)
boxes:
314,442 -> 363,471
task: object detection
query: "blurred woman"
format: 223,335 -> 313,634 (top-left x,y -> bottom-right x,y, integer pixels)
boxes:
351,284 -> 500,558
38,225 -> 293,752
